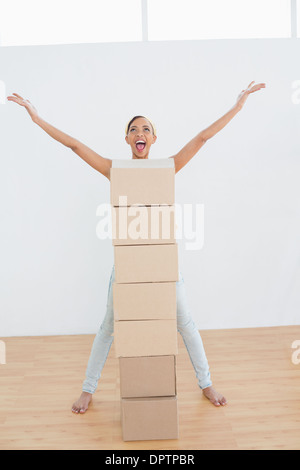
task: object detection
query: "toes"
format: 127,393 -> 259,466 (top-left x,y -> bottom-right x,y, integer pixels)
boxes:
72,404 -> 87,414
202,388 -> 228,407
72,403 -> 80,413
212,396 -> 227,406
220,396 -> 227,406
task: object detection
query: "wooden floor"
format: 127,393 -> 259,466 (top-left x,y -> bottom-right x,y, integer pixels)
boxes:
0,325 -> 300,450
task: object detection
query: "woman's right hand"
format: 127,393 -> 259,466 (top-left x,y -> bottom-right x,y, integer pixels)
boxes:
7,92 -> 39,121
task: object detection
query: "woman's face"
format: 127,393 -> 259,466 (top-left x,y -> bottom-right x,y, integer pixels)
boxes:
125,117 -> 157,159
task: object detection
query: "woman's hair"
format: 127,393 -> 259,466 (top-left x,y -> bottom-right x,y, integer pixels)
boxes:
125,115 -> 156,136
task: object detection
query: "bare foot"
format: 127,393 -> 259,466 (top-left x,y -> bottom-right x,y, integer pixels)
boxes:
202,386 -> 227,407
72,391 -> 92,414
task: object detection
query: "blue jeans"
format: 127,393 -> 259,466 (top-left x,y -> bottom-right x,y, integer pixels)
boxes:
82,265 -> 212,393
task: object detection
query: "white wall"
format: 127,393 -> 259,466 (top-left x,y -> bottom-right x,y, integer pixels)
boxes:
0,38 -> 299,336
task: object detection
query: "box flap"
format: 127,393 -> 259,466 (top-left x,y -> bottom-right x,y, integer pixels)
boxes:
112,158 -> 175,169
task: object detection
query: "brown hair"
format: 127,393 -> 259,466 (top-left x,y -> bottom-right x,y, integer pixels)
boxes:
125,116 -> 156,136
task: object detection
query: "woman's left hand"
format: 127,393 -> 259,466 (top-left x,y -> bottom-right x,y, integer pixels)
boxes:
236,81 -> 266,110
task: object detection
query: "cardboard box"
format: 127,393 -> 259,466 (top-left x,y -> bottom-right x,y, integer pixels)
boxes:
111,158 -> 175,169
119,356 -> 176,398
110,167 -> 175,206
112,204 -> 176,245
114,244 -> 178,283
113,281 -> 176,321
121,396 -> 179,441
114,319 -> 178,358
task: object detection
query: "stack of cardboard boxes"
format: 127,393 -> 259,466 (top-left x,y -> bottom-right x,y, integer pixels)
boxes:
110,158 -> 179,441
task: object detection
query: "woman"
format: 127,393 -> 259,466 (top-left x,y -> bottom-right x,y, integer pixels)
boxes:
7,81 -> 266,413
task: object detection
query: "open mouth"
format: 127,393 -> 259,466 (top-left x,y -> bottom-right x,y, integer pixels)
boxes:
136,140 -> 146,152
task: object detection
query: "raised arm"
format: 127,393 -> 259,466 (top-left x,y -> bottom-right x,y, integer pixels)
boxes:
7,93 -> 112,180
170,81 -> 266,174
